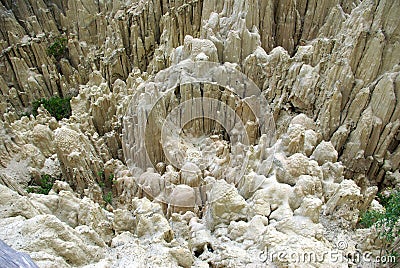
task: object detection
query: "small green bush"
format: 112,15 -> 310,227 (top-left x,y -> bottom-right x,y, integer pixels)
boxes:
109,174 -> 114,183
360,189 -> 400,263
47,37 -> 67,60
103,192 -> 112,205
27,174 -> 56,195
377,191 -> 391,207
32,96 -> 71,121
359,209 -> 382,229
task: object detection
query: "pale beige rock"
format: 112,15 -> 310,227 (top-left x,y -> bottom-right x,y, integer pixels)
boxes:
289,175 -> 323,210
20,144 -> 46,170
107,230 -> 187,268
30,190 -> 80,227
248,176 -> 293,222
170,247 -> 194,268
324,179 -> 363,227
304,129 -> 322,157
113,209 -> 135,234
278,153 -> 322,185
290,114 -> 317,131
51,180 -> 74,194
54,126 -> 104,192
293,196 -> 323,223
180,162 -> 202,187
311,141 -> 338,165
289,64 -> 320,110
0,172 -> 27,195
321,162 -> 345,202
168,184 -> 197,216
78,197 -> 114,244
237,172 -> 267,199
132,197 -> 173,242
259,217 -> 338,267
172,35 -> 219,63
281,124 -> 306,155
205,179 -> 247,229
0,215 -> 105,267
189,228 -> 213,258
0,184 -> 40,219
137,169 -> 163,200
31,124 -> 55,158
113,174 -> 140,209
228,215 -> 268,244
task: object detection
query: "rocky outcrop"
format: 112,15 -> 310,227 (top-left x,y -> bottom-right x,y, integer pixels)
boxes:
1,0 -> 399,188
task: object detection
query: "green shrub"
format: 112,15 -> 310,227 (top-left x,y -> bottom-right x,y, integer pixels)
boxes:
47,37 -> 67,60
377,191 -> 391,207
359,209 -> 382,229
26,174 -> 56,195
109,174 -> 114,183
360,189 -> 400,263
32,96 -> 71,120
103,192 -> 112,205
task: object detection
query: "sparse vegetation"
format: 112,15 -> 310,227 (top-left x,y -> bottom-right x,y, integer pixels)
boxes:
47,37 -> 67,60
97,170 -> 113,206
103,192 -> 112,205
32,96 -> 71,120
359,189 -> 400,265
27,174 -> 56,195
32,96 -> 72,121
97,170 -> 105,188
